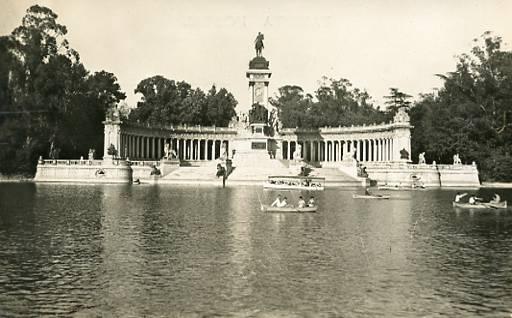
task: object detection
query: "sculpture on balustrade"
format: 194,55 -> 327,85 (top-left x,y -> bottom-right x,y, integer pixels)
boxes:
107,144 -> 118,158
453,153 -> 462,165
48,141 -> 61,159
400,148 -> 409,160
393,107 -> 410,123
418,152 -> 426,164
88,148 -> 95,160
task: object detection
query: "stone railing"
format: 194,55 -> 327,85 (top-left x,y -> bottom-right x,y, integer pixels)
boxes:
38,159 -> 130,166
364,162 -> 477,170
39,159 -> 104,166
124,122 -> 237,134
129,160 -> 160,167
280,121 -> 411,135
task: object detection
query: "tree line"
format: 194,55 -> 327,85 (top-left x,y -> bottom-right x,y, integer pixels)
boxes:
0,5 -> 238,176
0,5 -> 126,175
410,32 -> 512,181
269,33 -> 512,181
2,6 -> 511,181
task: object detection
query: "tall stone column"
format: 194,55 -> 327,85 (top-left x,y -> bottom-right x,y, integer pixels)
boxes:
177,138 -> 181,160
361,140 -> 366,162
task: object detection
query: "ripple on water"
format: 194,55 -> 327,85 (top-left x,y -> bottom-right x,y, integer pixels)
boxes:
1,184 -> 512,316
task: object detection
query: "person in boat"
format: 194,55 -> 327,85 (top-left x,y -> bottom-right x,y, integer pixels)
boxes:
297,196 -> 306,208
280,197 -> 289,207
271,194 -> 282,207
308,196 -> 316,207
490,193 -> 501,204
454,192 -> 468,203
468,195 -> 483,205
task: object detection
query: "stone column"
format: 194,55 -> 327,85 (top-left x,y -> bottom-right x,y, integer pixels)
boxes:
361,140 -> 366,162
384,138 -> 388,161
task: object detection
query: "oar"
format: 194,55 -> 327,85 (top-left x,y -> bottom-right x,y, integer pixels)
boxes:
257,192 -> 263,209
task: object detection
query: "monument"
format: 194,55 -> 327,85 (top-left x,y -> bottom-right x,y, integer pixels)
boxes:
230,33 -> 279,164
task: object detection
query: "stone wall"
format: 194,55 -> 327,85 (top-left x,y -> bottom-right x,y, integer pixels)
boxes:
35,159 -> 132,184
364,162 -> 480,188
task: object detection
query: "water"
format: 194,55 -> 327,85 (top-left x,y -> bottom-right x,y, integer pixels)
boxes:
1,183 -> 512,317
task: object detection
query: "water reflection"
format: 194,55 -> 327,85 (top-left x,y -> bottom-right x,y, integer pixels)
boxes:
0,184 -> 512,317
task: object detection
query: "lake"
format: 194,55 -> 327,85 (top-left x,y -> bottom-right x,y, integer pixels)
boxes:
1,183 -> 512,317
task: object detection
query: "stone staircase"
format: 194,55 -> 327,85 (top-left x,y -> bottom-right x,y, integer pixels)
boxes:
153,158 -> 366,187
309,167 -> 367,187
228,157 -> 291,182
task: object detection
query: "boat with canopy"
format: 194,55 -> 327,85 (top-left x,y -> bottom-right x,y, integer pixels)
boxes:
263,175 -> 325,191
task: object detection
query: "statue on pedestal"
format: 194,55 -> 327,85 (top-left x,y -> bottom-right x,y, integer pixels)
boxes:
163,143 -> 178,160
453,153 -> 462,165
293,144 -> 303,162
88,148 -> 95,160
400,148 -> 410,160
351,148 -> 357,162
255,32 -> 264,57
163,143 -> 169,159
418,152 -> 426,164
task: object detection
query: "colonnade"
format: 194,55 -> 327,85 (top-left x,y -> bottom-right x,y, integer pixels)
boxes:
118,134 -> 230,161
282,138 -> 394,162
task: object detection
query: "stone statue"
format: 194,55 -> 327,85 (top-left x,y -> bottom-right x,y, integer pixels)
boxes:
163,143 -> 169,159
453,153 -> 462,165
255,32 -> 264,57
400,148 -> 409,160
393,107 -> 410,123
418,152 -> 426,164
351,148 -> 357,162
293,144 -> 303,161
220,142 -> 228,160
88,148 -> 95,160
49,141 -> 56,159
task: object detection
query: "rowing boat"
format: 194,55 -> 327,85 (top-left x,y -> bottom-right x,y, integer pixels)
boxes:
260,204 -> 318,213
352,194 -> 390,199
452,201 -> 507,209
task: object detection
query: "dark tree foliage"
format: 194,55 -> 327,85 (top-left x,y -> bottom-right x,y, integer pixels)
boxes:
0,5 -> 125,176
410,32 -> 512,181
270,77 -> 390,128
128,75 -> 237,127
384,88 -> 412,115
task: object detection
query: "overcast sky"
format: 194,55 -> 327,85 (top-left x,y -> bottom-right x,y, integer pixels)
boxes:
2,0 -> 512,108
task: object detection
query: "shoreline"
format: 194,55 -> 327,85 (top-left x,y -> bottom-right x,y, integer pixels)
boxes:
0,175 -> 34,183
481,182 -> 512,188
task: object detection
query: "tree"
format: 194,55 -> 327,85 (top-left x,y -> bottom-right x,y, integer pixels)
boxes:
270,78 -> 389,129
128,76 -> 237,127
384,88 -> 412,115
0,5 -> 125,175
410,32 -> 512,181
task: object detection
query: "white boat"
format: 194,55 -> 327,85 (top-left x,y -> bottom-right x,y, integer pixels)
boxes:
260,204 -> 318,213
352,194 -> 390,199
263,176 -> 325,191
452,201 -> 507,209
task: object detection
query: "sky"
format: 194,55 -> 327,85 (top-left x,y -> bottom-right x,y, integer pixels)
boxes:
1,0 -> 512,109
